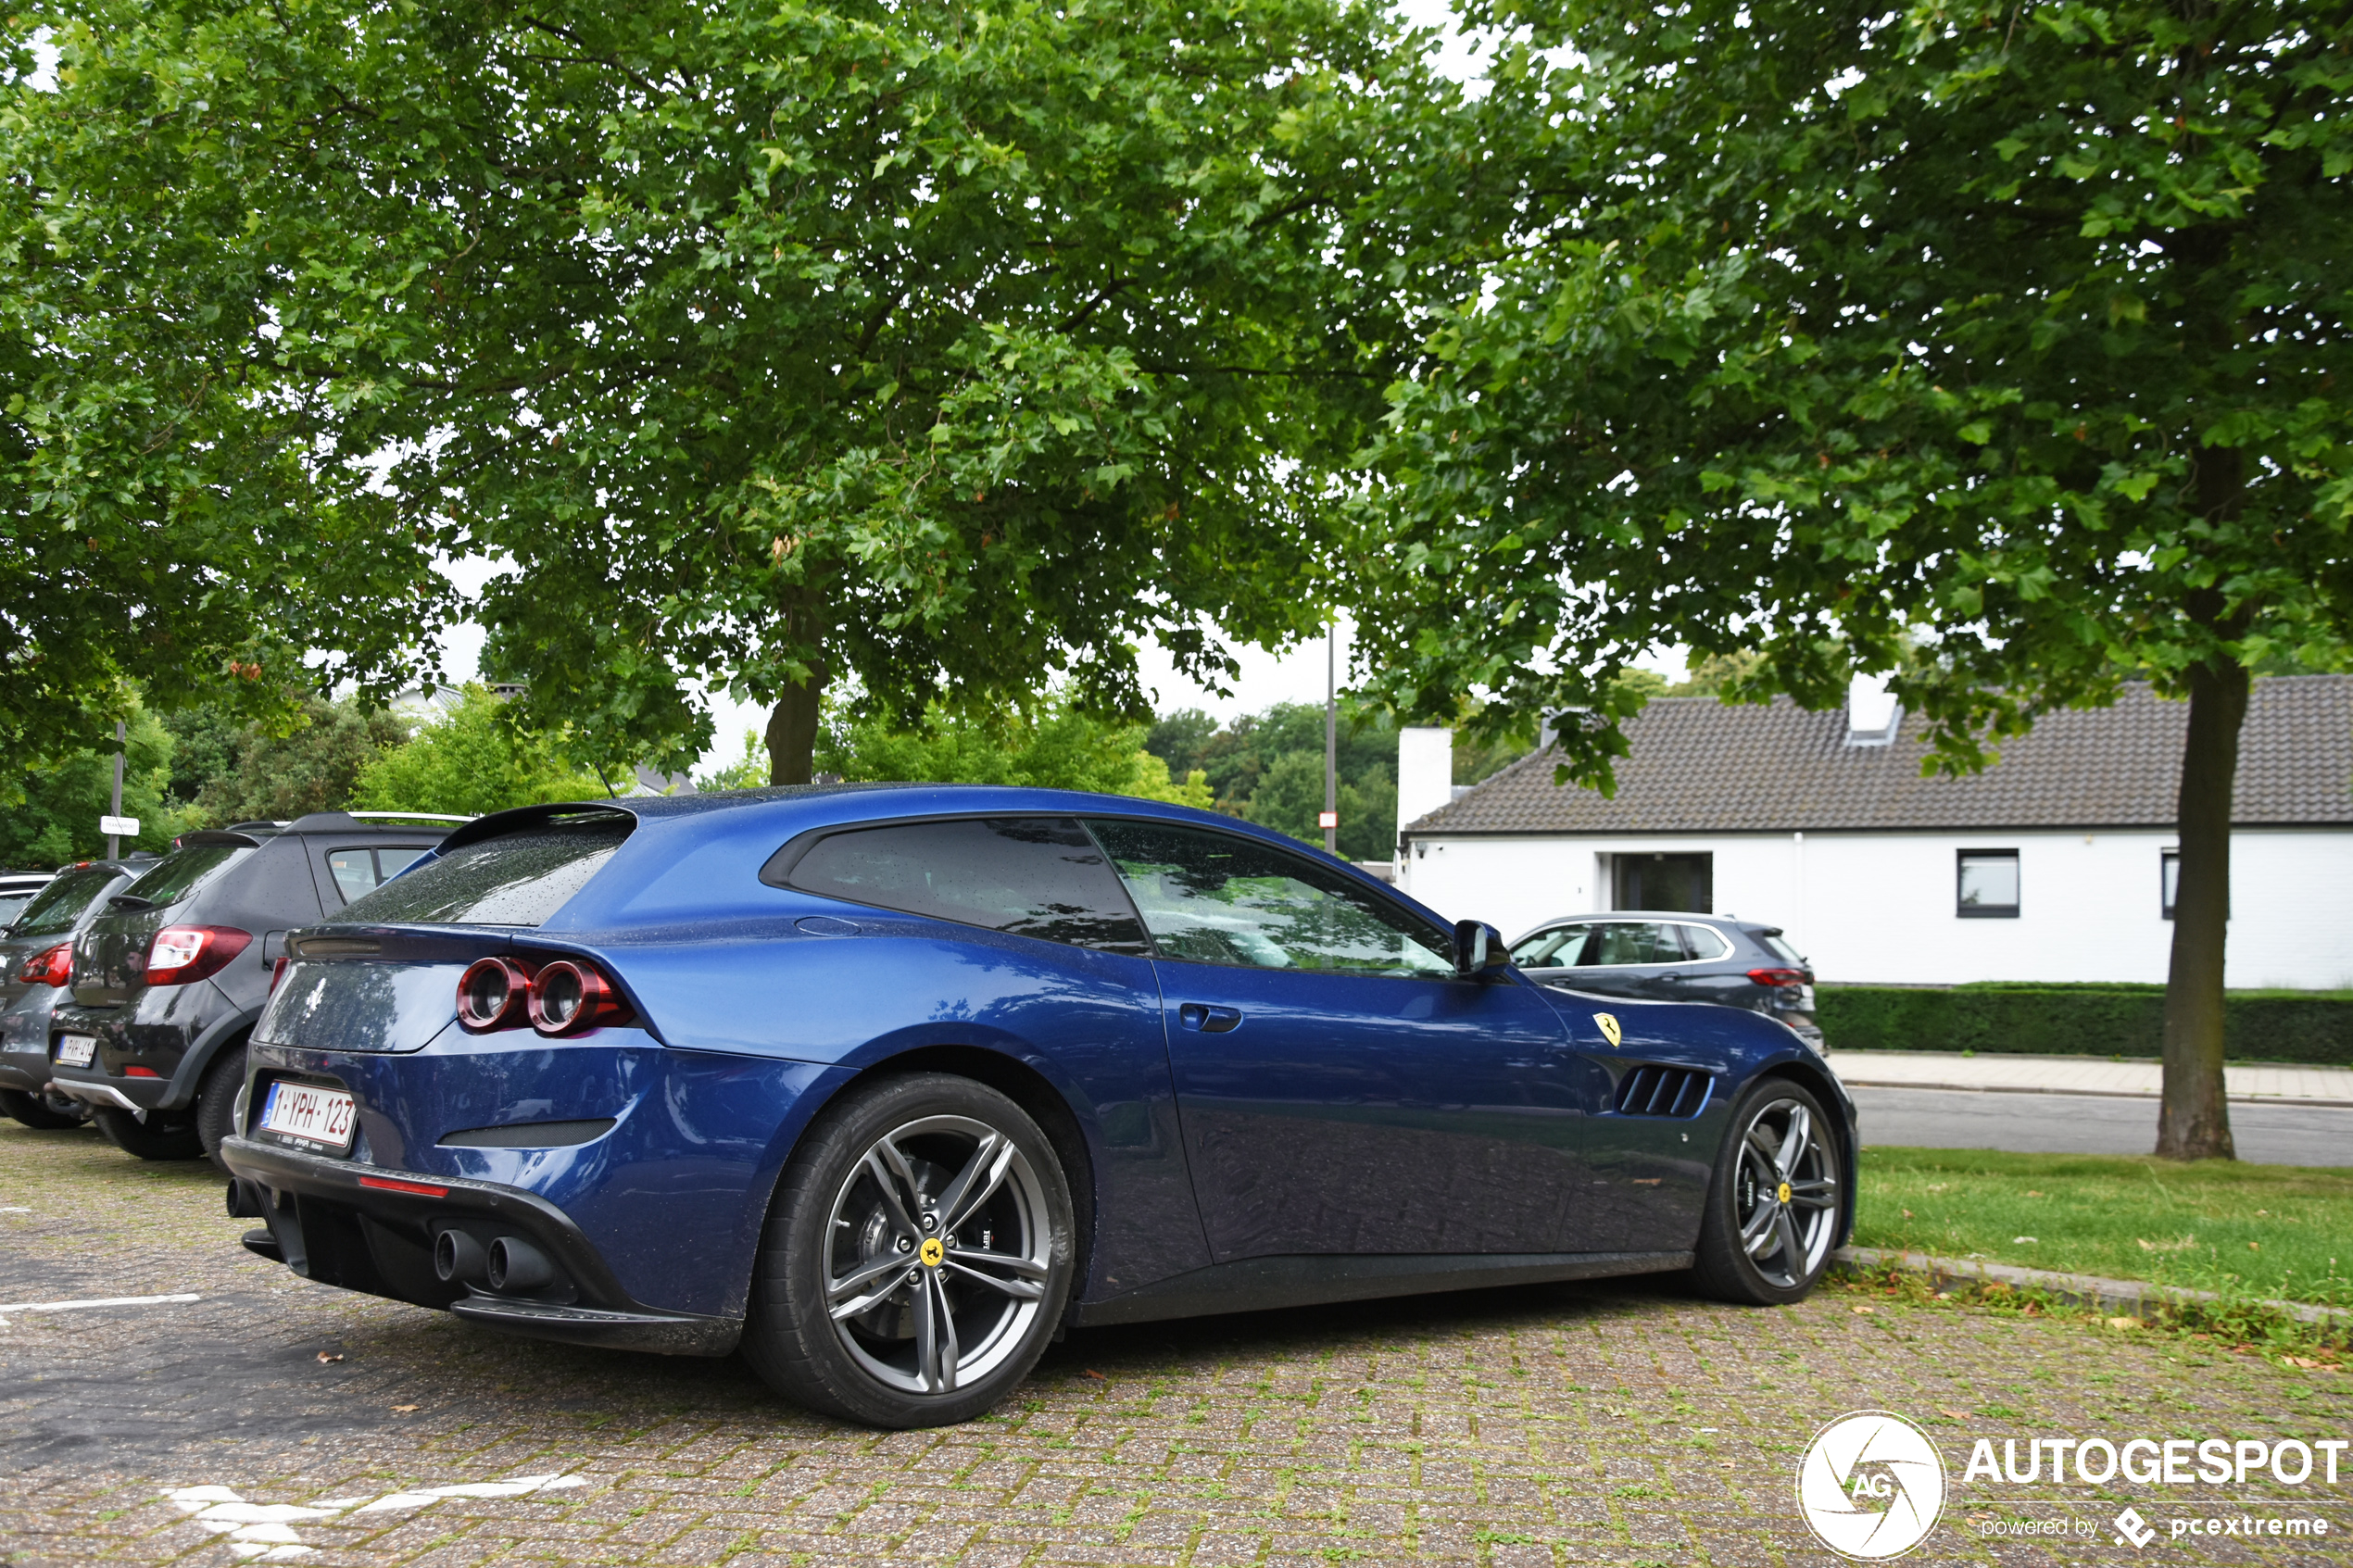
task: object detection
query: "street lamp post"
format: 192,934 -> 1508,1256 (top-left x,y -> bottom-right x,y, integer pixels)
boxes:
1322,624 -> 1338,857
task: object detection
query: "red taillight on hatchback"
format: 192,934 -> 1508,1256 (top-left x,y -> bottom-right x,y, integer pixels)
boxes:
146,926 -> 252,985
525,960 -> 631,1036
456,958 -> 534,1032
1746,966 -> 1811,987
455,954 -> 632,1036
17,943 -> 71,988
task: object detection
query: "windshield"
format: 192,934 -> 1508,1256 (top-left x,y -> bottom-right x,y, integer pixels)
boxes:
120,845 -> 244,909
338,815 -> 631,926
8,867 -> 122,938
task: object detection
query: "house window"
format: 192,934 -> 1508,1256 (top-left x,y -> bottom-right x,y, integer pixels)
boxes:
2161,849 -> 2178,920
1611,852 -> 1713,913
1957,849 -> 2020,918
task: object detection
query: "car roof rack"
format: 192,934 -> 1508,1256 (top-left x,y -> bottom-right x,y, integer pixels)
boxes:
285,810 -> 474,833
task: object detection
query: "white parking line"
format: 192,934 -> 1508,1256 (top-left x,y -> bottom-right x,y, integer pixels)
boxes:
166,1476 -> 586,1558
0,1292 -> 201,1311
0,1291 -> 200,1327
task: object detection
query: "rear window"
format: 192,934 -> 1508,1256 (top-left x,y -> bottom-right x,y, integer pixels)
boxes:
8,867 -> 121,938
0,891 -> 36,927
337,816 -> 631,926
121,844 -> 244,909
1758,933 -> 1806,964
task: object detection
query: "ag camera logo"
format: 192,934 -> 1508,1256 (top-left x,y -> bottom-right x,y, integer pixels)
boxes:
1796,1411 -> 1948,1560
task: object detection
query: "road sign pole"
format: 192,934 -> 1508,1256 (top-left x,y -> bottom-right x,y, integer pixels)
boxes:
1324,624 -> 1338,857
107,719 -> 126,859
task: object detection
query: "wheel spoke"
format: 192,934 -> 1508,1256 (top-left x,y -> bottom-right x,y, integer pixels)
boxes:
1775,1106 -> 1812,1177
1740,1200 -> 1779,1256
1790,1176 -> 1840,1210
826,1253 -> 914,1321
862,1146 -> 923,1240
1773,1206 -> 1805,1275
936,1131 -> 1014,1234
925,1270 -> 961,1391
944,1258 -> 1045,1300
1743,1128 -> 1781,1172
946,1248 -> 1049,1280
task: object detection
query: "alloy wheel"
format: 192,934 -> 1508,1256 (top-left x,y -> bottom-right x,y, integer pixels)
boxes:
1730,1095 -> 1841,1289
823,1113 -> 1053,1396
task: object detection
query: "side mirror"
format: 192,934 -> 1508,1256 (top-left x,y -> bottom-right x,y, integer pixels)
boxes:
1453,920 -> 1509,978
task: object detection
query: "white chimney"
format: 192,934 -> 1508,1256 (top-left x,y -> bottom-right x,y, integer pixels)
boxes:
1396,727 -> 1454,846
1846,672 -> 1900,746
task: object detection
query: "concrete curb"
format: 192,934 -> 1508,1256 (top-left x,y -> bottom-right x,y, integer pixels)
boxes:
1831,1245 -> 2352,1330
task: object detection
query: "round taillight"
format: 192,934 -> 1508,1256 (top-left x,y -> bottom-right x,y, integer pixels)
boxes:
457,958 -> 528,1031
525,960 -> 626,1036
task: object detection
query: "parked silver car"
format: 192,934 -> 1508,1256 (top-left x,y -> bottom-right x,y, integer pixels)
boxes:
0,859 -> 145,1127
1508,911 -> 1824,1052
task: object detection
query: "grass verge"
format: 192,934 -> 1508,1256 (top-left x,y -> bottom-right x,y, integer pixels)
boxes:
1855,1147 -> 2353,1308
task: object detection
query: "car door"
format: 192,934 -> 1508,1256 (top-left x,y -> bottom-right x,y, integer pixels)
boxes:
1647,922 -> 1752,1009
1087,818 -> 1582,1260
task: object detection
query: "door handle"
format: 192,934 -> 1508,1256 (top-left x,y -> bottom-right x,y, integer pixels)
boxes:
1177,1003 -> 1244,1034
1660,972 -> 1682,983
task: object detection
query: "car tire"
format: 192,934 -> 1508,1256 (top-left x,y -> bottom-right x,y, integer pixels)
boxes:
1690,1077 -> 1843,1306
0,1086 -> 91,1130
741,1073 -> 1076,1429
194,1043 -> 248,1170
92,1105 -> 208,1161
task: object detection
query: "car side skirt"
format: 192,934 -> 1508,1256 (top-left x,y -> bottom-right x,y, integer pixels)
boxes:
1070,1248 -> 1694,1327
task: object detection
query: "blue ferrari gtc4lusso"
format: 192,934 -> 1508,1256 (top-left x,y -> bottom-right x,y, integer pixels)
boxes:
223,785 -> 1854,1428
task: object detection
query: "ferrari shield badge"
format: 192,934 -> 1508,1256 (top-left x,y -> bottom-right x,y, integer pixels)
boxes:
1595,1012 -> 1622,1048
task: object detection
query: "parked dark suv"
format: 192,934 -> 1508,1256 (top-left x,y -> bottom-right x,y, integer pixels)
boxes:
1508,911 -> 1824,1051
0,858 -> 150,1128
47,813 -> 460,1164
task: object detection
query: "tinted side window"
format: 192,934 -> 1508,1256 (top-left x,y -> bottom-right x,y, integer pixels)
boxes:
1512,922 -> 1592,967
1678,924 -> 1731,960
0,892 -> 35,927
325,845 -> 438,906
1585,922 -> 1683,965
122,845 -> 245,909
1088,819 -> 1453,977
327,849 -> 378,905
780,817 -> 1149,954
341,817 -> 631,926
9,867 -> 121,938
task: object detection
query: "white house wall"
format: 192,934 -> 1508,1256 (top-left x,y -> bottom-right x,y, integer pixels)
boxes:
1396,828 -> 2353,990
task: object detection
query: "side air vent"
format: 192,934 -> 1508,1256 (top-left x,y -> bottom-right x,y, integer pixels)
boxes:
1615,1064 -> 1713,1118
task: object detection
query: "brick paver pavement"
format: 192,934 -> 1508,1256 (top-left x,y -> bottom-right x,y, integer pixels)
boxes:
4,1118 -> 2347,1566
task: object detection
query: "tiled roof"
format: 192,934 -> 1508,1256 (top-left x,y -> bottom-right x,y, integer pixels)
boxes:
1406,676 -> 2353,835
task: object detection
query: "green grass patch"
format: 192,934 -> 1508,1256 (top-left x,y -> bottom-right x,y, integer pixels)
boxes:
1856,1147 -> 2353,1308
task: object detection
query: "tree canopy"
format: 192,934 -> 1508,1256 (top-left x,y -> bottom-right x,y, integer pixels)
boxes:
1358,0 -> 2353,1158
11,0 -> 1428,784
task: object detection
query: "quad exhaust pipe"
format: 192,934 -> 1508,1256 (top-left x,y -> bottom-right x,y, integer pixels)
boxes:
434,1228 -> 555,1294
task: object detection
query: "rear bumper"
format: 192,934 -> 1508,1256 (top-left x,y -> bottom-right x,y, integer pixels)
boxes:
220,1135 -> 741,1358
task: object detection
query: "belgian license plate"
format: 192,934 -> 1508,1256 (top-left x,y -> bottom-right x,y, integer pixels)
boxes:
258,1081 -> 357,1153
55,1034 -> 96,1067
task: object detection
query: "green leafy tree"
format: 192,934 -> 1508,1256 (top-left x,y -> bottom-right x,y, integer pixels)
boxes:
1141,700 -> 1403,857
815,696 -> 1211,807
186,697 -> 411,826
1359,0 -> 2353,1159
351,688 -> 608,818
22,0 -> 1426,785
0,698 -> 192,868
1,22 -> 450,775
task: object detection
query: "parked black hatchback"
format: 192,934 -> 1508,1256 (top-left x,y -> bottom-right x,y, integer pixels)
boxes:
46,813 -> 459,1164
1507,911 -> 1824,1051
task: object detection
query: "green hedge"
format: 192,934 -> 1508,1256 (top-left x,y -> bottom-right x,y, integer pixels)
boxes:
1818,983 -> 2353,1066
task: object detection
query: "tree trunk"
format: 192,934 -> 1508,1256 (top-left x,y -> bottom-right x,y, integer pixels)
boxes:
764,664 -> 830,786
2153,656 -> 2248,1161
